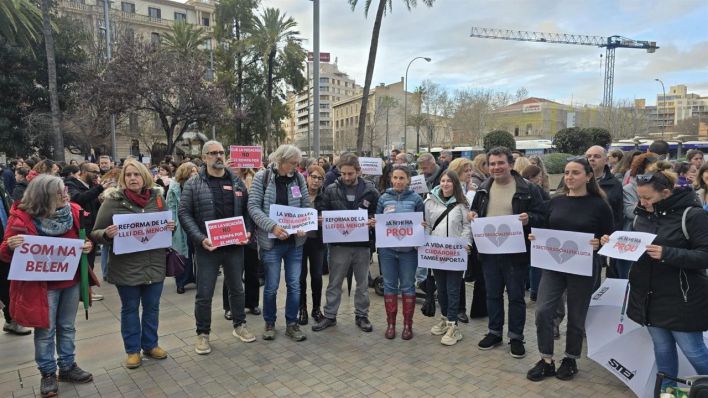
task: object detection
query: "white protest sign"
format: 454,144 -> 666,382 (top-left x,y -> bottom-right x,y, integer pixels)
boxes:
418,236 -> 468,271
142,156 -> 151,165
530,228 -> 594,276
598,231 -> 656,261
359,157 -> 383,176
322,210 -> 369,243
375,212 -> 425,248
112,211 -> 173,255
8,236 -> 84,281
410,175 -> 428,194
267,204 -> 318,238
471,215 -> 526,254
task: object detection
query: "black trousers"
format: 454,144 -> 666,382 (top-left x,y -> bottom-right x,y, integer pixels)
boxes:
223,245 -> 261,310
0,261 -> 11,323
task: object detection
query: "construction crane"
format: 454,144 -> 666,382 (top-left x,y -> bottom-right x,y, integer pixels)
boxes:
469,27 -> 658,107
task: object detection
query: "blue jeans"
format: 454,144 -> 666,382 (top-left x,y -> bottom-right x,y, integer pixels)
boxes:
433,269 -> 463,322
379,248 -> 417,296
614,259 -> 632,279
481,257 -> 527,340
116,282 -> 163,354
648,326 -> 708,388
261,241 -> 303,325
34,284 -> 80,374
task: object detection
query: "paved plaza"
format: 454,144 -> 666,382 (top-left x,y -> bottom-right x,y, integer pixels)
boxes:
1,265 -> 634,398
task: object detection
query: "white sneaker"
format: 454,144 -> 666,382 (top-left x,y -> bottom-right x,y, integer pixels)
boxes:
233,324 -> 256,343
91,293 -> 104,301
430,316 -> 449,336
441,322 -> 463,346
195,333 -> 211,355
3,321 -> 32,335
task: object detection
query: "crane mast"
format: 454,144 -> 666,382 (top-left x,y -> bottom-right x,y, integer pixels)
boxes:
470,27 -> 658,106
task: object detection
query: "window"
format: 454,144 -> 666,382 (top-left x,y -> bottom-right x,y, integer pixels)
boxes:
202,14 -> 210,26
130,140 -> 140,157
151,32 -> 160,45
121,2 -> 135,13
174,12 -> 186,22
514,127 -> 519,137
148,7 -> 161,19
129,113 -> 139,132
319,77 -> 328,83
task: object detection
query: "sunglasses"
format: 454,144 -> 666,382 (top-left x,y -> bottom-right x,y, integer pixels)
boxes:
206,151 -> 225,157
636,172 -> 671,189
636,173 -> 655,183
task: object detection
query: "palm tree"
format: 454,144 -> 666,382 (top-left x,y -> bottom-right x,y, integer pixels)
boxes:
348,0 -> 434,153
40,0 -> 64,161
161,21 -> 209,56
253,8 -> 299,152
0,0 -> 42,48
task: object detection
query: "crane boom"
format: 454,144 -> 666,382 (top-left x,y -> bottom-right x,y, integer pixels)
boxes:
469,27 -> 658,106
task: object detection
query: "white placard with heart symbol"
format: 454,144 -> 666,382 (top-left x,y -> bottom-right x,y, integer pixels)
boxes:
8,235 -> 84,281
113,211 -> 173,255
471,215 -> 527,254
322,210 -> 370,244
375,212 -> 425,248
530,228 -> 594,276
598,231 -> 656,261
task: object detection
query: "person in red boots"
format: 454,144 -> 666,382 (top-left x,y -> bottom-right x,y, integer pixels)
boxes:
375,166 -> 424,339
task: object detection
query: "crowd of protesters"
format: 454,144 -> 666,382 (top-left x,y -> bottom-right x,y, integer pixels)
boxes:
1,138 -> 708,397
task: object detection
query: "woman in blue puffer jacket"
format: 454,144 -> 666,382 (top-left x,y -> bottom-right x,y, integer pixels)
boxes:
376,165 -> 424,340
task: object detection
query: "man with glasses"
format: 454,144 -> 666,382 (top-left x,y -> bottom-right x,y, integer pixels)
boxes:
65,162 -> 111,300
179,141 -> 254,354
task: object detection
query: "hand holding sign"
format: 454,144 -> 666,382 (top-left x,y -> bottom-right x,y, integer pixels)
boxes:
598,231 -> 657,261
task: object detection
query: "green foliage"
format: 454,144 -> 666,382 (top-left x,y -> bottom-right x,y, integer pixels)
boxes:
554,127 -> 591,155
0,0 -> 43,49
161,22 -> 209,56
586,127 -> 612,148
483,130 -> 516,152
543,152 -> 574,174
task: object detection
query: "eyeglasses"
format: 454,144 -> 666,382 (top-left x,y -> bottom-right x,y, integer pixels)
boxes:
206,151 -> 225,157
309,175 -> 323,181
636,173 -> 655,183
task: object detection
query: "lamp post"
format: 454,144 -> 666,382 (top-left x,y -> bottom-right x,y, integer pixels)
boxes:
655,78 -> 666,137
403,56 -> 431,152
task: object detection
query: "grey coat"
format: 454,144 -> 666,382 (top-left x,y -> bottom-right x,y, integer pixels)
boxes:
178,168 -> 251,247
247,165 -> 309,251
91,187 -> 167,286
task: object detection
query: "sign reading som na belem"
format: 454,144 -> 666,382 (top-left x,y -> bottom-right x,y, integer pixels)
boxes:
8,236 -> 84,281
530,228 -> 594,276
267,204 -> 318,238
112,211 -> 173,255
374,212 -> 425,248
322,210 -> 369,244
417,235 -> 468,271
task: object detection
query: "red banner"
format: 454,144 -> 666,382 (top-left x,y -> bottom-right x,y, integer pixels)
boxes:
205,217 -> 248,248
229,146 -> 262,169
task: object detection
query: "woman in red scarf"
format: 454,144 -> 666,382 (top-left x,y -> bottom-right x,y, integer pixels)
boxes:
91,159 -> 175,370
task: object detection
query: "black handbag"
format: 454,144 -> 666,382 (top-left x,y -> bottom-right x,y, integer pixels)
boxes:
166,248 -> 186,277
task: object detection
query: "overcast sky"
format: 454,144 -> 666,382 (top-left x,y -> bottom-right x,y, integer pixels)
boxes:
198,0 -> 708,106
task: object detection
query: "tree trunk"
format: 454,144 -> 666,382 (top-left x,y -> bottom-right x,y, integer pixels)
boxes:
356,0 -> 387,154
41,0 -> 64,161
235,20 -> 244,144
265,50 -> 275,153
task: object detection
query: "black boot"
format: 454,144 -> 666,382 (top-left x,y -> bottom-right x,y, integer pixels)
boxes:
40,373 -> 58,398
298,306 -> 309,325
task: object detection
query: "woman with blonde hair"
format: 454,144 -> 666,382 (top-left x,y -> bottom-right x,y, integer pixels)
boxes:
470,154 -> 489,190
168,162 -> 198,294
513,156 -> 531,176
528,155 -> 550,192
91,159 -> 176,369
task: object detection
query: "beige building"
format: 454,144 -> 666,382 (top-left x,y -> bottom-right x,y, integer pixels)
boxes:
58,0 -> 216,160
291,60 -> 360,155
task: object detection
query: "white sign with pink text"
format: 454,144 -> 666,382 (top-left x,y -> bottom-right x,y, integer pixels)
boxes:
8,236 -> 84,281
375,212 -> 425,248
530,228 -> 594,276
471,215 -> 526,254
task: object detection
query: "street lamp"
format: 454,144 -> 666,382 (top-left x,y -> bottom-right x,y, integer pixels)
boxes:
403,56 -> 431,152
655,78 -> 666,137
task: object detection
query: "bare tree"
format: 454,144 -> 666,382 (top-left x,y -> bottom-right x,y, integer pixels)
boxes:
599,99 -> 651,139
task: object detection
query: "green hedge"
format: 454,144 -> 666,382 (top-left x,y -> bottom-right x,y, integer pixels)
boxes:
543,152 -> 574,174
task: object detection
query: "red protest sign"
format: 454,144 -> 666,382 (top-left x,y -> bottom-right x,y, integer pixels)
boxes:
229,146 -> 262,169
205,217 -> 248,248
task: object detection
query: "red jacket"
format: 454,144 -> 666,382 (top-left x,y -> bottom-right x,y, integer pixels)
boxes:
0,202 -> 98,328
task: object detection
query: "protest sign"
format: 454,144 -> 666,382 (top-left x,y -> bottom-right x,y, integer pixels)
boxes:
142,156 -> 151,165
112,211 -> 173,255
375,212 -> 425,248
410,175 -> 429,194
8,236 -> 84,281
359,157 -> 383,176
417,236 -> 468,271
229,146 -> 263,169
598,231 -> 656,261
322,210 -> 369,243
471,215 -> 526,254
206,216 -> 249,248
530,228 -> 594,276
267,204 -> 318,238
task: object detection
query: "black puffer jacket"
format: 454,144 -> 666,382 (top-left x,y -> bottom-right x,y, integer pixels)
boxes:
65,176 -> 104,232
178,168 -> 252,246
597,165 -> 623,231
320,177 -> 379,247
627,188 -> 708,332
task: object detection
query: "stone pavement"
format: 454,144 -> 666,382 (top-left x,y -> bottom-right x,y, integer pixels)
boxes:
1,267 -> 634,398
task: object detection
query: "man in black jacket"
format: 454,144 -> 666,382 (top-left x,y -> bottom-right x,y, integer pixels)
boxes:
469,146 -> 546,359
179,140 -> 255,354
585,146 -> 623,231
312,153 -> 380,333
